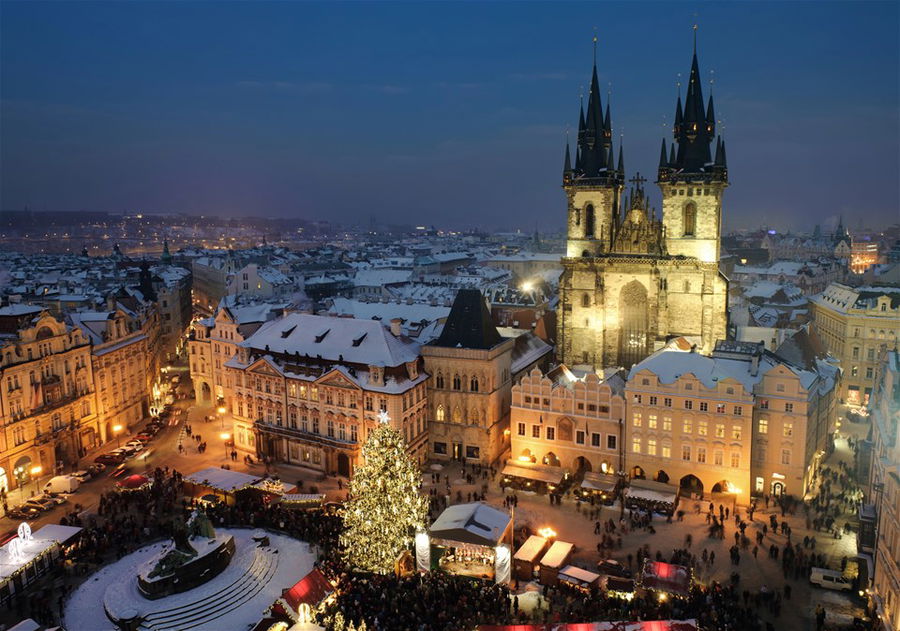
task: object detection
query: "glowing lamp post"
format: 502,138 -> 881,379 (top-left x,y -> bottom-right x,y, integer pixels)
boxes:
112,424 -> 123,448
221,432 -> 230,460
30,465 -> 42,495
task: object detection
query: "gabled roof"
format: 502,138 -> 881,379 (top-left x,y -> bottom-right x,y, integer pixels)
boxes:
431,289 -> 502,350
429,502 -> 510,547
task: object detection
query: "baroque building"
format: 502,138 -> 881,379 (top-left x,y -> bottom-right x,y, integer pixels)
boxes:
558,40 -> 729,369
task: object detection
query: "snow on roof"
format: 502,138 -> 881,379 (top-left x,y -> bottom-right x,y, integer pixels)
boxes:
429,502 -> 511,547
513,535 -> 548,562
257,267 -> 292,286
184,467 -> 262,492
353,269 -> 412,287
539,541 -> 574,569
240,312 -> 420,367
0,304 -> 43,316
326,297 -> 450,325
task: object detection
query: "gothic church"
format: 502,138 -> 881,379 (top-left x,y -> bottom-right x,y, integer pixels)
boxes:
557,38 -> 729,369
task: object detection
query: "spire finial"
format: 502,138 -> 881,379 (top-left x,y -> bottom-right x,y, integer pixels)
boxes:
693,23 -> 698,54
592,29 -> 598,65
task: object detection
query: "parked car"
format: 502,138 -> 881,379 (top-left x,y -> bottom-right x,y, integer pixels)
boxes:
30,493 -> 67,507
88,462 -> 106,475
8,506 -> 42,520
135,432 -> 154,442
95,453 -> 125,465
24,497 -> 55,512
71,470 -> 92,483
43,475 -> 81,495
111,446 -> 136,458
810,567 -> 852,592
125,440 -> 144,452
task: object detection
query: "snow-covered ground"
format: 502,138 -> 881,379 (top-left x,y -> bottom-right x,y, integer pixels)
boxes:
64,528 -> 315,631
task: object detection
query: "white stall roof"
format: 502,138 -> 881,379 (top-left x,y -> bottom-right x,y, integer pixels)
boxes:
559,565 -> 601,585
514,535 -> 547,562
34,524 -> 83,546
581,472 -> 617,492
539,541 -> 574,569
185,467 -> 262,492
429,502 -> 511,547
280,493 -> 325,503
501,461 -> 565,485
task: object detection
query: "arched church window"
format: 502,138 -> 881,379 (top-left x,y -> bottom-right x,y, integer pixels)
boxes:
585,204 -> 595,238
435,373 -> 444,389
470,376 -> 479,392
582,294 -> 591,307
452,375 -> 461,391
683,202 -> 697,236
436,405 -> 445,421
575,209 -> 581,226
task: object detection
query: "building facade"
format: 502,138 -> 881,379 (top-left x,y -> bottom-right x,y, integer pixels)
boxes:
867,350 -> 899,631
198,312 -> 428,475
624,338 -> 836,505
422,289 -> 553,466
809,284 -> 900,405
0,311 -> 97,493
510,365 -> 626,476
557,43 -> 729,370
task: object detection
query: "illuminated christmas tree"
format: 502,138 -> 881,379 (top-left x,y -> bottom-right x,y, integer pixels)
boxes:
339,410 -> 428,574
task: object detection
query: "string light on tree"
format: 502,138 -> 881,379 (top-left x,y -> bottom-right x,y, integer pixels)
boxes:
339,410 -> 427,574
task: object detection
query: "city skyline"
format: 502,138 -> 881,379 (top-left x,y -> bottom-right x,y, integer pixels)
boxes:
1,1 -> 898,232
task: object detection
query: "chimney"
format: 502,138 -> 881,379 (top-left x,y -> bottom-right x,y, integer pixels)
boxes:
390,318 -> 403,337
750,352 -> 760,377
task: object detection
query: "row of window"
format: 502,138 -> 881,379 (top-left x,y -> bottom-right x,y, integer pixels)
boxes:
633,394 -> 745,414
435,374 -> 482,392
516,422 -> 617,450
632,438 -> 744,467
433,442 -> 480,459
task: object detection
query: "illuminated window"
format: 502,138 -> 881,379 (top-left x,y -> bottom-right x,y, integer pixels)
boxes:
697,447 -> 706,463
632,437 -> 641,453
436,405 -> 445,421
759,418 -> 768,434
647,439 -> 657,456
648,415 -> 657,429
633,413 -> 642,427
730,452 -> 740,468
661,444 -> 671,459
662,417 -> 672,431
732,426 -> 742,440
715,424 -> 725,438
682,445 -> 691,461
683,419 -> 692,434
698,421 -> 708,436
783,422 -> 793,437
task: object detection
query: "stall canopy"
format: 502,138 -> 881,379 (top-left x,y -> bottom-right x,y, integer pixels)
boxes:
501,461 -> 565,486
269,567 -> 334,619
429,502 -> 511,547
558,565 -> 600,587
539,541 -> 574,570
185,467 -> 263,492
581,472 -> 618,493
514,535 -> 548,562
639,561 -> 692,598
626,479 -> 678,505
477,621 -> 698,631
32,524 -> 82,547
117,474 -> 151,490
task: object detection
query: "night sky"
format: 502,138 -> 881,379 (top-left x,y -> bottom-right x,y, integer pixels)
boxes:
1,1 -> 897,233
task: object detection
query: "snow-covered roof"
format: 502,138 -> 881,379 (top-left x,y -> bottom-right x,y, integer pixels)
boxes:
429,502 -> 511,547
184,467 -> 262,492
326,297 -> 450,326
240,312 -> 420,367
353,269 -> 412,287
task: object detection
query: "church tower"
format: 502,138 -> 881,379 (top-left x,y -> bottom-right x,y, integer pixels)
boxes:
563,40 -> 625,258
557,33 -> 729,370
658,33 -> 728,263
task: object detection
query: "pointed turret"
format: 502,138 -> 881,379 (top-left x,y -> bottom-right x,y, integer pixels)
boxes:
606,141 -> 616,171
161,239 -> 173,265
674,95 -> 683,135
714,136 -> 724,166
603,102 -> 611,147
617,143 -> 625,175
669,144 -> 676,165
706,94 -> 716,137
564,142 -> 572,173
658,139 -> 668,169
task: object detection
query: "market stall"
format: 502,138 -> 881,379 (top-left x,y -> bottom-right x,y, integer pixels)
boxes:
276,493 -> 325,510
265,567 -> 335,624
419,502 -> 512,584
558,565 -> 601,592
0,523 -> 82,606
513,535 -> 548,581
638,560 -> 693,600
625,479 -> 678,515
576,472 -> 619,503
500,461 -> 566,494
184,467 -> 267,506
538,540 -> 574,586
477,621 -> 699,631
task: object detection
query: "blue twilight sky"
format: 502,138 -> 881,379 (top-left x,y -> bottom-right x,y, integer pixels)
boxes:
1,1 -> 898,232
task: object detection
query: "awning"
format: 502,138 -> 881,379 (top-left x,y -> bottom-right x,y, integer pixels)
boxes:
281,567 -> 334,612
501,462 -> 565,485
185,467 -> 262,492
581,472 -> 617,492
477,621 -> 698,631
639,560 -> 692,597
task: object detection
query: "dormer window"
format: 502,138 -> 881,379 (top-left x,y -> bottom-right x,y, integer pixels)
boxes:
352,333 -> 368,347
370,365 -> 384,387
314,329 -> 330,343
407,361 -> 418,380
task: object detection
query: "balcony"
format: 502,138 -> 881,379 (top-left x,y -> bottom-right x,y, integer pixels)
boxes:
254,419 -> 357,449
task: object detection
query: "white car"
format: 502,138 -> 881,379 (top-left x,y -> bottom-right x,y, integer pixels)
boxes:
72,470 -> 92,483
125,440 -> 144,452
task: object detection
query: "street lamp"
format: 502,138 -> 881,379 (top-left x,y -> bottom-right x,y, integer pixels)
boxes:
113,424 -> 123,448
221,432 -> 230,461
30,465 -> 42,496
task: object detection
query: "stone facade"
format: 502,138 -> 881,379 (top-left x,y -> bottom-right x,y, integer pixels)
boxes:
0,312 -> 97,492
510,366 -> 626,475
809,284 -> 900,405
557,47 -> 729,370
